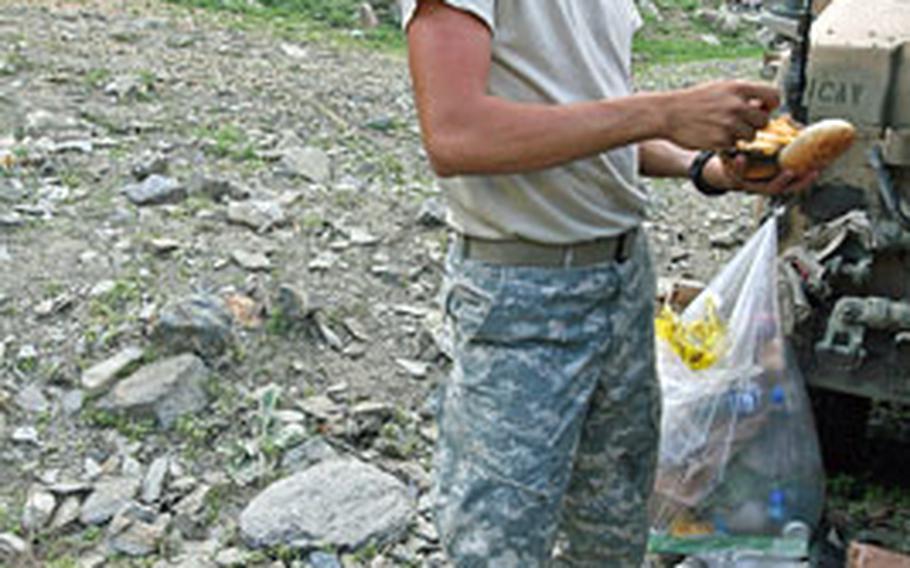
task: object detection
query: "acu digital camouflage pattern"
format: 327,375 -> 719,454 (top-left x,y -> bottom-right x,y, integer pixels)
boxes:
434,234 -> 661,567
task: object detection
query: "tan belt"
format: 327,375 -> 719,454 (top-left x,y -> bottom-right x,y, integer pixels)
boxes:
459,230 -> 638,267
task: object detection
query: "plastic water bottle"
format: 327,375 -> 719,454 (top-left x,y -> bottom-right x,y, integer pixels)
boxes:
768,488 -> 786,525
770,384 -> 787,413
728,380 -> 762,416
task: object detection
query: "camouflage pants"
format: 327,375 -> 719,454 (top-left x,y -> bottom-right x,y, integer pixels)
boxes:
434,232 -> 661,568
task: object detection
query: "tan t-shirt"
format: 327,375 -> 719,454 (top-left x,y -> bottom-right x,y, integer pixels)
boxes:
402,0 -> 647,244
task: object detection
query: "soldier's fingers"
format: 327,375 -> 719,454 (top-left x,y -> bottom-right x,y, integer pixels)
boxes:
733,82 -> 781,111
739,104 -> 771,130
732,122 -> 757,143
785,171 -> 819,194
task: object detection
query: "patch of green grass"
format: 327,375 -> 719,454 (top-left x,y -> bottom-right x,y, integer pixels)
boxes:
634,37 -> 762,64
81,407 -> 155,441
88,278 -> 142,325
196,124 -> 260,163
633,0 -> 763,64
84,67 -> 111,88
166,0 -> 404,51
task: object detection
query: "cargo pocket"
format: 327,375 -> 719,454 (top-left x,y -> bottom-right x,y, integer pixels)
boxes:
444,273 -> 502,344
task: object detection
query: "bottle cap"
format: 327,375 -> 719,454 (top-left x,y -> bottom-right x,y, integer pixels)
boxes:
771,385 -> 786,405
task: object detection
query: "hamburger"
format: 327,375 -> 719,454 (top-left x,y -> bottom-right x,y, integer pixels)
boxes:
722,115 -> 856,181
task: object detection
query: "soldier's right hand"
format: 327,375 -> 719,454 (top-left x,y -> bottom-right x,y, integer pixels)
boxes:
660,81 -> 780,151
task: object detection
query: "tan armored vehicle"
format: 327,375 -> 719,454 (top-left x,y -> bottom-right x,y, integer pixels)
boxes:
763,0 -> 910,449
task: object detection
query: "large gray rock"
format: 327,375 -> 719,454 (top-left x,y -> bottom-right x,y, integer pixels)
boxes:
239,458 -> 413,551
80,477 -> 140,526
97,354 -> 209,428
123,175 -> 186,206
153,294 -> 234,360
81,346 -> 145,395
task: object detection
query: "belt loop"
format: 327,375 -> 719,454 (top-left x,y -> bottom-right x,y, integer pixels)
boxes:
563,246 -> 574,268
617,230 -> 635,262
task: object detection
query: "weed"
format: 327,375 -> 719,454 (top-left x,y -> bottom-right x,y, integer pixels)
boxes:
266,306 -> 293,337
174,414 -> 215,459
352,540 -> 380,563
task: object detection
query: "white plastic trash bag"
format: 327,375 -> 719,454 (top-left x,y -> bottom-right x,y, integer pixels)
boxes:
650,216 -> 825,548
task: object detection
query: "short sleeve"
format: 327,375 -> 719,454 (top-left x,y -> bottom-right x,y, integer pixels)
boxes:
400,0 -> 496,33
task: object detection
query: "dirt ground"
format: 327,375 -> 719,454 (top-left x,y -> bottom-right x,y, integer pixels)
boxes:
0,1 -> 906,566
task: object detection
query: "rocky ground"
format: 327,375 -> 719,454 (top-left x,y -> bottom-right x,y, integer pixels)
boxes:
0,1 -> 906,567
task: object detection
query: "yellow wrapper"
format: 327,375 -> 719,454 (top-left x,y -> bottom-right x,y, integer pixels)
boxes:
656,298 -> 727,371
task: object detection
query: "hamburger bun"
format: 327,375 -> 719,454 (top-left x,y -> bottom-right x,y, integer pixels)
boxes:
778,118 -> 856,174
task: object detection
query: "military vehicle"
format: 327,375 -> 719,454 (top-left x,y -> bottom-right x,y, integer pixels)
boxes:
761,0 -> 910,457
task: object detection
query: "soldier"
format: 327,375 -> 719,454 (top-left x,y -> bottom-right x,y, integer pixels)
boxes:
403,1 -> 817,566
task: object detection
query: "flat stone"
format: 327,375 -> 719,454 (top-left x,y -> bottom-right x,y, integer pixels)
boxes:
148,238 -> 181,255
22,485 -> 56,531
106,502 -> 170,557
89,279 -> 117,298
50,495 -> 81,531
172,485 -> 210,540
281,436 -> 339,472
231,249 -> 271,271
123,175 -> 186,206
62,389 -> 85,415
24,109 -> 81,136
227,199 -> 287,232
52,139 -> 93,154
11,426 -> 40,445
81,346 -> 145,395
0,532 -> 28,561
308,551 -> 342,568
97,353 -> 209,428
152,294 -> 234,360
280,146 -> 331,183
0,211 -> 25,227
239,458 -> 413,551
297,395 -> 342,422
0,179 -> 28,203
215,547 -> 252,567
308,251 -> 338,271
47,481 -> 92,495
395,358 -> 430,380
348,227 -> 380,246
141,455 -> 169,504
79,477 -> 140,526
15,383 -> 50,413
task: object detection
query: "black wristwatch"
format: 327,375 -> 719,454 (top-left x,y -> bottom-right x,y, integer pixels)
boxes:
688,150 -> 728,197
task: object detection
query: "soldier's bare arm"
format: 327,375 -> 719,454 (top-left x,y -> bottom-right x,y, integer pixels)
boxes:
407,0 -> 781,178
